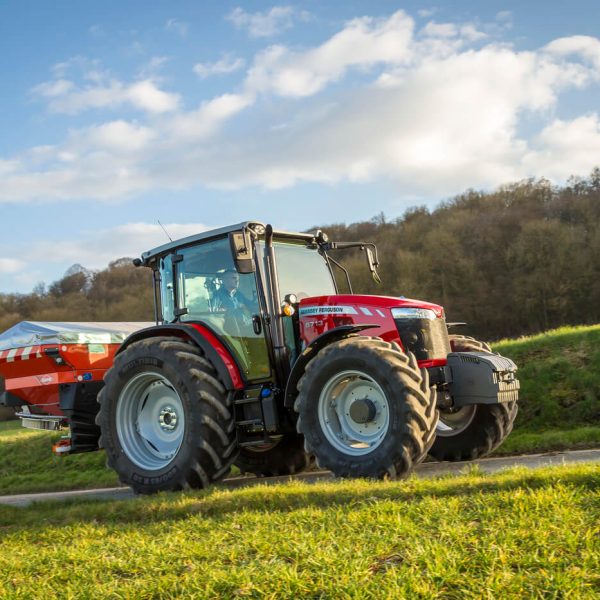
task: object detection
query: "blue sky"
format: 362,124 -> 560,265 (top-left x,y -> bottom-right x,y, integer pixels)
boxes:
1,1 -> 600,293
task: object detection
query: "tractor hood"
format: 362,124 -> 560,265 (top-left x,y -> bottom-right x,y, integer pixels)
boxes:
297,294 -> 449,366
298,294 -> 444,320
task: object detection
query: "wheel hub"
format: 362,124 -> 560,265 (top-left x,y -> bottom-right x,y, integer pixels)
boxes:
318,370 -> 389,456
116,372 -> 186,471
159,406 -> 178,431
348,398 -> 377,424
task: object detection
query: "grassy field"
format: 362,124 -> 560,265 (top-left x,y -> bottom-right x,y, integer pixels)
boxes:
0,463 -> 598,598
1,324 -> 599,496
493,324 -> 600,453
0,421 -> 118,495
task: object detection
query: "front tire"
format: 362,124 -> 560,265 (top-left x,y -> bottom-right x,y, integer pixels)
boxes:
295,337 -> 437,479
429,335 -> 518,462
97,337 -> 237,494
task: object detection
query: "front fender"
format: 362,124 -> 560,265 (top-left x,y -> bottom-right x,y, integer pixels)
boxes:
284,324 -> 378,409
117,323 -> 244,390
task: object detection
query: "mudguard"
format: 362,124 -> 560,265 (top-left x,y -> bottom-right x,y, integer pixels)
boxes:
117,323 -> 244,390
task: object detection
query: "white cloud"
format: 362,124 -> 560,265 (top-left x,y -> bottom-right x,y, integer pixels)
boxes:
418,8 -> 437,18
3,11 -> 600,204
137,56 -> 170,78
165,18 -> 188,38
0,258 -> 24,273
168,93 -> 253,140
83,121 -> 156,152
544,35 -> 600,71
0,159 -> 20,175
23,222 -> 212,269
227,5 -> 306,38
193,54 -> 246,78
245,11 -> 414,98
32,77 -> 180,115
522,115 -> 600,179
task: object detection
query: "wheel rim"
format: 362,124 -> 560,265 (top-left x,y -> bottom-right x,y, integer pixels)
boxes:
436,405 -> 476,437
116,372 -> 185,470
318,370 -> 389,456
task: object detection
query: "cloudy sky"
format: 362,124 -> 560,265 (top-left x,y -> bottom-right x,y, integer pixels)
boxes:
1,0 -> 600,293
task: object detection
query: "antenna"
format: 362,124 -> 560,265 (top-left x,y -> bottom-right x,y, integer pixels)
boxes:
158,220 -> 173,242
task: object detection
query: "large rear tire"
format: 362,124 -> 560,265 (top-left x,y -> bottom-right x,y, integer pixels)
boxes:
97,337 -> 237,494
294,337 -> 437,479
234,434 -> 313,477
429,335 -> 518,462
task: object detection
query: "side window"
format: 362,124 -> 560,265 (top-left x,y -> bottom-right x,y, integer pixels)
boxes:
162,237 -> 269,380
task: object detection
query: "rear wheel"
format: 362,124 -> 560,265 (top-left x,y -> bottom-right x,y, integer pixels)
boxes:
234,434 -> 313,476
429,335 -> 518,462
97,337 -> 237,494
295,337 -> 437,479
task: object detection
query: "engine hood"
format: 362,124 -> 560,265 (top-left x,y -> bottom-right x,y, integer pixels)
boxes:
298,294 -> 444,319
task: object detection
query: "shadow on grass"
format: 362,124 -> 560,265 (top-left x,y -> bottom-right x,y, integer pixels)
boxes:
1,465 -> 598,530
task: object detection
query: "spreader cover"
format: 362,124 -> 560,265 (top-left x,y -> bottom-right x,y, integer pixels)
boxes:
0,321 -> 154,351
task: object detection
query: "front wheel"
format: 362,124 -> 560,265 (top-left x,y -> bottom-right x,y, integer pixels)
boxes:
97,337 -> 237,494
429,335 -> 518,461
295,337 -> 437,479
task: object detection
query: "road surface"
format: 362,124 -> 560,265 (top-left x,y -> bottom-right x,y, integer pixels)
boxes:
1,448 -> 598,508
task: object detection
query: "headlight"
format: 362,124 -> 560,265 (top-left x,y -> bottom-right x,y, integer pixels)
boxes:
391,307 -> 437,320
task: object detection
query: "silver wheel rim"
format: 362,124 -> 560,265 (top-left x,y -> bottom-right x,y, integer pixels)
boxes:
436,405 -> 476,436
318,370 -> 389,456
116,372 -> 185,470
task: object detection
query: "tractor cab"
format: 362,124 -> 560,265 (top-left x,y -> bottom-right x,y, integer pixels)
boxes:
141,222 -> 339,383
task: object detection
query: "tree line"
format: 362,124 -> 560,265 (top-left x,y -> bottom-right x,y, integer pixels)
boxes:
1,169 -> 599,341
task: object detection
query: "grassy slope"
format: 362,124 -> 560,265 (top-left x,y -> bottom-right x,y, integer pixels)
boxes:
0,421 -> 118,495
0,464 -> 598,598
1,324 -> 599,496
492,324 -> 600,453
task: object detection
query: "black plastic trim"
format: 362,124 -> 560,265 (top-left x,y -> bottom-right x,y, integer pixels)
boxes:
0,390 -> 24,408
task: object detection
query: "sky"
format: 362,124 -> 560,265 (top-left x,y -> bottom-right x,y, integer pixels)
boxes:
1,0 -> 600,293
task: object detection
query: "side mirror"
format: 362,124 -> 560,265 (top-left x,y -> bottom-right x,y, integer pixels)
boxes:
366,246 -> 381,285
229,231 -> 255,274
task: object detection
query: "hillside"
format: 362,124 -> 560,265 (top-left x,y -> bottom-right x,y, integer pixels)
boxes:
2,172 -> 600,340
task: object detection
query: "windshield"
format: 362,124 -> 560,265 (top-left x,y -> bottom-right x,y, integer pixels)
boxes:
258,240 -> 337,301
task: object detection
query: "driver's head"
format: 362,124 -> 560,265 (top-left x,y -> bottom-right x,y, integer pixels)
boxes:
222,269 -> 240,293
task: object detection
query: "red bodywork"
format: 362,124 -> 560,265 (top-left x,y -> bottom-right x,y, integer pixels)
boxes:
298,294 -> 448,368
0,343 -> 118,417
0,294 -> 447,418
187,323 -> 244,390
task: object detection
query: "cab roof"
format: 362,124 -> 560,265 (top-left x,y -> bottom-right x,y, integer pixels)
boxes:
140,221 -> 317,265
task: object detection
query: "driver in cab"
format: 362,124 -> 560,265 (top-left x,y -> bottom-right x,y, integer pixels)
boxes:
213,269 -> 252,313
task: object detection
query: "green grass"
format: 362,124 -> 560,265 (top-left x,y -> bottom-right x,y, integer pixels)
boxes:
0,463 -> 598,598
493,324 -> 600,433
0,421 -> 118,495
1,323 -> 599,497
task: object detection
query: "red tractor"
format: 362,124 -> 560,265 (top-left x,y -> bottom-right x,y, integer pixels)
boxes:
96,221 -> 519,493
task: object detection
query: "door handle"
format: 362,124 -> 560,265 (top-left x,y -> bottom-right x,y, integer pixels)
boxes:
252,314 -> 262,335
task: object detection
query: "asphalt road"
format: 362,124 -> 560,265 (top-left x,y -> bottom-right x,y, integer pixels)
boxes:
1,448 -> 598,508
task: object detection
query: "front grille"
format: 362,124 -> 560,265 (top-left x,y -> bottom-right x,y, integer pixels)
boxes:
394,316 -> 451,361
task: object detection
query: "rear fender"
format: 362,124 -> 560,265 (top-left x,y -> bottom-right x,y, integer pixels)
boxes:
117,323 -> 244,390
284,324 -> 378,409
